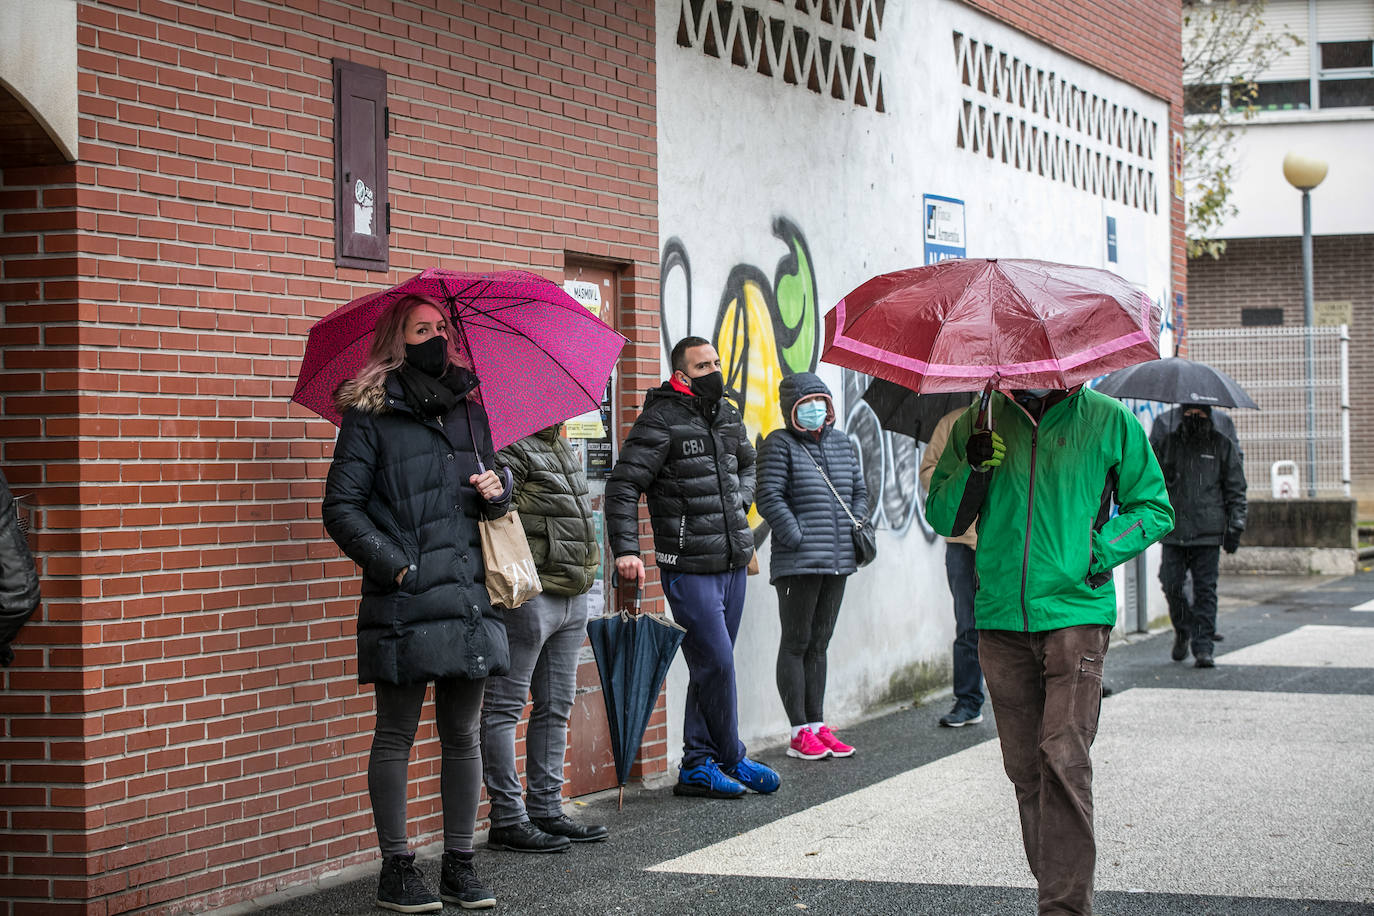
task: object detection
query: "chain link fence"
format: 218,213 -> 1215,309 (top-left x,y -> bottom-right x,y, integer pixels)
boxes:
1187,326 -> 1351,497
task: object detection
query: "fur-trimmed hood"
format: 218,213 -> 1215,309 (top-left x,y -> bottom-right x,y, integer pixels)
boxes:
334,366 -> 480,415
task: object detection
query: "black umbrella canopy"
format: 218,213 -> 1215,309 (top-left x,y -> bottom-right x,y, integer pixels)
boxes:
1093,357 -> 1259,410
861,378 -> 977,443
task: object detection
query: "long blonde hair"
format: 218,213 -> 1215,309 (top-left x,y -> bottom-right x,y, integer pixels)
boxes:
337,293 -> 465,402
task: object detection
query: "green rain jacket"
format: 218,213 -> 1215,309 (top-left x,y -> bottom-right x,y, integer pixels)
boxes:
926,387 -> 1174,632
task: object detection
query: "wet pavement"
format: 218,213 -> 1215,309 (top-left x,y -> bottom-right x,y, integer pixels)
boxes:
231,571 -> 1374,916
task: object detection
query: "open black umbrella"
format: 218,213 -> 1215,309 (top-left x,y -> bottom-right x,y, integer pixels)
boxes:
1093,357 -> 1258,409
587,574 -> 686,808
861,378 -> 976,443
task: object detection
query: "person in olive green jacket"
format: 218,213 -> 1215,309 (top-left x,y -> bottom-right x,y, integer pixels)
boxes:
926,385 -> 1173,916
480,425 -> 608,853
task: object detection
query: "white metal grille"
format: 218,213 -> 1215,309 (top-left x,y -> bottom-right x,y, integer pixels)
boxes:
1187,326 -> 1351,497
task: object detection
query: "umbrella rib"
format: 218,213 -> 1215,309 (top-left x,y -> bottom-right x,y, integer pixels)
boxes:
442,277 -> 608,409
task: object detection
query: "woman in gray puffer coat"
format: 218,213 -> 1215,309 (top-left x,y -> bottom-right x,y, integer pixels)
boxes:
755,372 -> 867,762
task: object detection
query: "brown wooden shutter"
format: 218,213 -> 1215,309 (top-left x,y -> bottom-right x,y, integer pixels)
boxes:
333,59 -> 389,271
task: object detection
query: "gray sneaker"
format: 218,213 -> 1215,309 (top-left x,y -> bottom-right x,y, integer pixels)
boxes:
938,705 -> 984,727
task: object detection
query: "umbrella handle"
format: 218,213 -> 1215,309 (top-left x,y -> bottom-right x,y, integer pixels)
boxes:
473,458 -> 514,499
610,569 -> 643,616
975,377 -> 996,433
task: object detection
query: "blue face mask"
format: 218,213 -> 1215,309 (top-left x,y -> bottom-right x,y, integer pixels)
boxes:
796,401 -> 828,430
1021,388 -> 1053,398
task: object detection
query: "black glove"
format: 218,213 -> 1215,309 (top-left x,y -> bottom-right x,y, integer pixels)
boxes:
966,430 -> 1005,470
1223,529 -> 1241,554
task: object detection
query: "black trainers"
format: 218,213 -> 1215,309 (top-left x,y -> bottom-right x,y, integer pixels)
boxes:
440,849 -> 496,910
1171,630 -> 1189,662
376,852 -> 441,914
487,819 -> 571,853
1194,653 -> 1215,669
531,813 -> 609,843
938,705 -> 984,727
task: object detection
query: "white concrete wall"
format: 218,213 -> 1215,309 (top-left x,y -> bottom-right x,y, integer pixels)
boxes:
655,0 -> 1174,763
0,0 -> 79,162
1205,112 -> 1374,239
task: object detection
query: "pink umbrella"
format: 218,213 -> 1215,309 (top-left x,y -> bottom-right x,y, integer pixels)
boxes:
822,258 -> 1161,394
292,268 -> 626,450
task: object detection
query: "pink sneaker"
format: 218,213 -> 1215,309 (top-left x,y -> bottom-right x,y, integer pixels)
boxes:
815,725 -> 854,758
787,727 -> 830,760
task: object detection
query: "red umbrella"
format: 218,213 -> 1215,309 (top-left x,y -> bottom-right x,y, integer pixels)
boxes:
822,258 -> 1161,394
291,268 -> 626,450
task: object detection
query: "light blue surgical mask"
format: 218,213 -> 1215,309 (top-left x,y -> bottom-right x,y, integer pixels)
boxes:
1021,388 -> 1053,398
796,401 -> 828,430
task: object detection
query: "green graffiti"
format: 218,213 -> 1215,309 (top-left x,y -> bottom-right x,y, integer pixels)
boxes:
772,218 -> 817,374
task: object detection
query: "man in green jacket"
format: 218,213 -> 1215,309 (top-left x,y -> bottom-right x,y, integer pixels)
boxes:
927,386 -> 1173,916
480,425 -> 608,853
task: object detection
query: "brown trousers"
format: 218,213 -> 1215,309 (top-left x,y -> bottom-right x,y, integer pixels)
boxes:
979,625 -> 1110,916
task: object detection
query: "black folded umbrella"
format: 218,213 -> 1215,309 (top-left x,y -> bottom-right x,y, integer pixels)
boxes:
861,378 -> 977,443
587,574 -> 686,809
1093,357 -> 1258,409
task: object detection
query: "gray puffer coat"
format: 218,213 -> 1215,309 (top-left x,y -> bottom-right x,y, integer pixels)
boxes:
755,372 -> 868,582
323,368 -> 511,686
496,426 -> 599,597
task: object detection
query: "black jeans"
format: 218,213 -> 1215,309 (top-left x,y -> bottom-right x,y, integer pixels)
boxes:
774,574 -> 847,727
370,677 -> 485,856
945,543 -> 984,711
1159,544 -> 1220,656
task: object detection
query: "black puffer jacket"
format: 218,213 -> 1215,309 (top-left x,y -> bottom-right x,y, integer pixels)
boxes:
496,426 -> 598,597
1151,419 -> 1247,547
323,368 -> 511,685
755,373 -> 868,582
0,470 -> 40,667
606,382 -> 756,573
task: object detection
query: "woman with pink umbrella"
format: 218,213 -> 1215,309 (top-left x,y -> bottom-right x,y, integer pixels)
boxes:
322,293 -> 508,913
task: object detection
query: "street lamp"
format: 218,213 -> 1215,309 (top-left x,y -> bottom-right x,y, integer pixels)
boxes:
1283,151 -> 1328,499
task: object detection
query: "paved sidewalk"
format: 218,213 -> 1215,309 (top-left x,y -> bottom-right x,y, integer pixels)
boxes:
238,571 -> 1374,915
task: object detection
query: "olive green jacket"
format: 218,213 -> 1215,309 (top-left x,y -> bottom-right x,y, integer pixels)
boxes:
926,387 -> 1174,632
497,426 -> 599,597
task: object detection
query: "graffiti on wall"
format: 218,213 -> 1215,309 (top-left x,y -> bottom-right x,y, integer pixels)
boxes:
659,218 -> 934,542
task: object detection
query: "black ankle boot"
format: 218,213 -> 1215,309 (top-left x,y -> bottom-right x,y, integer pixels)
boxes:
441,849 -> 496,909
376,852 -> 440,913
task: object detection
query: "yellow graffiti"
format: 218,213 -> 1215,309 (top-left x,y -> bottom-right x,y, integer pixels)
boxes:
717,278 -> 787,528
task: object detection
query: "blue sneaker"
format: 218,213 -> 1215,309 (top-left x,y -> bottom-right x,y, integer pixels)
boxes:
673,759 -> 745,799
722,756 -> 780,794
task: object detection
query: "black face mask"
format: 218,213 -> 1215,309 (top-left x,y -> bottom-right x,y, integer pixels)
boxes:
688,370 -> 724,401
404,336 -> 449,378
1182,413 -> 1212,438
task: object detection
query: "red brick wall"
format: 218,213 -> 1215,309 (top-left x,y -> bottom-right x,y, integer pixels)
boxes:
1186,235 -> 1374,507
964,0 -> 1188,309
0,1 -> 657,913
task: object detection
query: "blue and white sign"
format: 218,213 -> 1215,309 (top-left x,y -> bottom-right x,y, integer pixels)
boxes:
1106,216 -> 1118,263
923,194 -> 966,264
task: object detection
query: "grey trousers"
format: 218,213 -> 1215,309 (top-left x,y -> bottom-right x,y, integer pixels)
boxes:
480,590 -> 589,828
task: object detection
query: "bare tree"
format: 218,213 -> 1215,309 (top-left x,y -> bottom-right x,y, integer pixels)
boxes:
1183,0 -> 1301,259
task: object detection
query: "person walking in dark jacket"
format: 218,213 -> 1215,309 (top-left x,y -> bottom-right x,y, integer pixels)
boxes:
755,372 -> 867,760
323,293 -> 510,913
480,424 -> 608,853
606,335 -> 779,799
0,469 -> 40,668
1151,403 -> 1247,668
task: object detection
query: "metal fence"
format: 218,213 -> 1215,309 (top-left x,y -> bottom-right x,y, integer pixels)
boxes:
1187,326 -> 1351,498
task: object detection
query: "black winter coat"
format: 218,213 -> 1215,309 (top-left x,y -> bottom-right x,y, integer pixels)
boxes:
0,470 -> 40,666
496,426 -> 599,597
323,368 -> 511,685
1151,421 -> 1247,547
606,382 -> 756,573
755,372 -> 868,582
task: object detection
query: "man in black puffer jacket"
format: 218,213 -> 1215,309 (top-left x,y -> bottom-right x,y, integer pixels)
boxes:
1152,403 -> 1247,668
607,336 -> 778,800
